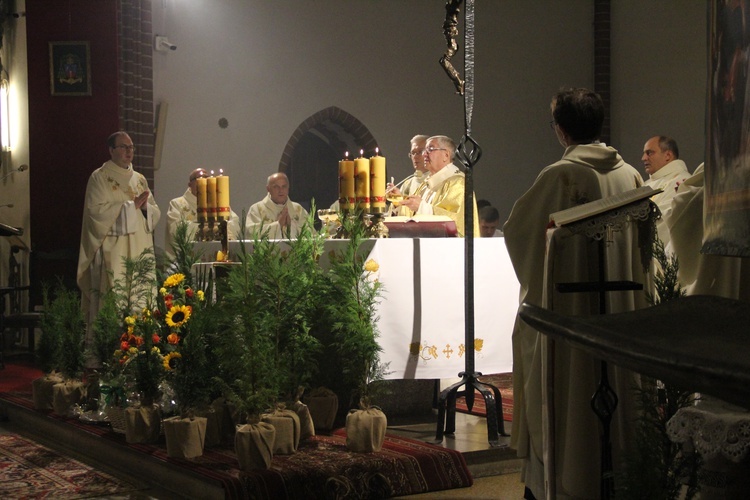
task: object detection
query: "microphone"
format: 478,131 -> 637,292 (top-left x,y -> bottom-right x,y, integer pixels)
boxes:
0,164 -> 29,181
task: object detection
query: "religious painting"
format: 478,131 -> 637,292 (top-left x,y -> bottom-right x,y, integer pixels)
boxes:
704,0 -> 750,256
49,41 -> 92,96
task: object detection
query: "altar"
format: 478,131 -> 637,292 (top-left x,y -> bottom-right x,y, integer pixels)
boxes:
193,238 -> 518,380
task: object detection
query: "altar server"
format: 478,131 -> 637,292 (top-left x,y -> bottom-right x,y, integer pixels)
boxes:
77,131 -> 161,348
245,172 -> 309,239
504,88 -> 646,500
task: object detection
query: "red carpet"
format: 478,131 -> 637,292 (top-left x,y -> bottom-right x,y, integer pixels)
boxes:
0,362 -> 473,499
0,360 -> 43,393
0,433 -> 139,498
454,373 -> 513,422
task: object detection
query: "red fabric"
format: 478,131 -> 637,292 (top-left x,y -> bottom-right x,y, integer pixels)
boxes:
1,362 -> 473,499
455,373 -> 514,421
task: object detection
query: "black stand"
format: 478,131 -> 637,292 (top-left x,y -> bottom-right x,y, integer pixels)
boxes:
552,206 -> 654,500
432,0 -> 506,447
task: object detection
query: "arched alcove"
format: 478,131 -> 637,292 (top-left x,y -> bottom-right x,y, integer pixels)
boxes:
278,106 -> 378,210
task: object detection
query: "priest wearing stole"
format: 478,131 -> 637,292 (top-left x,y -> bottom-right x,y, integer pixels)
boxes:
398,135 -> 478,237
504,88 -> 646,500
77,131 -> 161,349
245,172 -> 309,239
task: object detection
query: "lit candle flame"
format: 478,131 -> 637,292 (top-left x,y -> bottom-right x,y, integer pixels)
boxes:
359,149 -> 364,157
345,151 -> 349,159
375,147 -> 380,156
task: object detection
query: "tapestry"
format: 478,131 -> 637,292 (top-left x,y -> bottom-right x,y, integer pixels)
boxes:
705,0 -> 750,256
0,433 -> 139,499
454,373 -> 513,422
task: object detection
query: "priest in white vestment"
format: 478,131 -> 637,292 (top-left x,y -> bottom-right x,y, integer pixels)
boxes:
164,168 -> 240,259
245,172 -> 309,239
398,135 -> 479,237
641,136 -> 690,245
504,88 -> 647,500
77,131 -> 161,349
665,163 -> 750,299
387,134 -> 429,196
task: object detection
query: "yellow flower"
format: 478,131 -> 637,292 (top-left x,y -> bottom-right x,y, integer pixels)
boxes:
163,273 -> 185,288
163,352 -> 182,371
364,259 -> 379,272
166,304 -> 191,328
142,307 -> 151,317
128,346 -> 138,355
160,287 -> 167,296
124,316 -> 136,326
151,346 -> 161,354
197,290 -> 205,301
127,325 -> 134,335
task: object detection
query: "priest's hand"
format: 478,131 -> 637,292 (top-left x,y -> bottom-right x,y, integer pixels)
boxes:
134,190 -> 150,210
278,205 -> 291,228
401,195 -> 421,212
386,184 -> 401,196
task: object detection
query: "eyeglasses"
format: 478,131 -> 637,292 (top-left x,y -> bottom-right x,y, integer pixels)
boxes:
407,150 -> 424,158
423,147 -> 446,155
114,145 -> 136,152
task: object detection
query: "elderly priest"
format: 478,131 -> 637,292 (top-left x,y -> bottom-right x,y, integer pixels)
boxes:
245,172 -> 309,239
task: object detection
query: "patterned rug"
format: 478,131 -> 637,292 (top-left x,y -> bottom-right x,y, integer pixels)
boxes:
454,373 -> 514,422
0,433 -> 139,499
0,362 -> 474,499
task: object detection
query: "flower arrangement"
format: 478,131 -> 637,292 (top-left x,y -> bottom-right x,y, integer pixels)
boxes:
113,271 -> 206,406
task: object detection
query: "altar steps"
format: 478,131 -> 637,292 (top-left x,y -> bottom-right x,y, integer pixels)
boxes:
0,394 -> 520,499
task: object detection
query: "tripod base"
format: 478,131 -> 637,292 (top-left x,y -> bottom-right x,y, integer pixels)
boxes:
433,371 -> 509,446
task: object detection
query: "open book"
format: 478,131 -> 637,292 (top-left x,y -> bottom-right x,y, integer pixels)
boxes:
549,185 -> 662,227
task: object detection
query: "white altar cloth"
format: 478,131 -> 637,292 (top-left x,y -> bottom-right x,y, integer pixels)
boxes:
193,238 -> 518,380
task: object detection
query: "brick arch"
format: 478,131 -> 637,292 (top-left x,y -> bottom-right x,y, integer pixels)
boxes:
277,106 -> 378,172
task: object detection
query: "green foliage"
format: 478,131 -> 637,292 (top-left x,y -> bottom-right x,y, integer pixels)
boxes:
616,378 -> 701,500
616,237 -> 700,499
646,238 -> 686,306
89,289 -> 122,377
211,241 -> 279,420
165,219 -> 205,278
212,210 -> 332,419
37,280 -> 85,378
315,213 -> 384,410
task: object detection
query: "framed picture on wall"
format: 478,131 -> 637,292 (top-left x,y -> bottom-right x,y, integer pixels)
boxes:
49,41 -> 92,96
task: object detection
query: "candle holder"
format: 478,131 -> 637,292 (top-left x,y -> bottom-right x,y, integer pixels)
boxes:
218,218 -> 229,260
365,212 -> 389,239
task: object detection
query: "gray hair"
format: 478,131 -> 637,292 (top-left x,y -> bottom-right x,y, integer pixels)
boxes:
427,135 -> 456,158
266,172 -> 289,186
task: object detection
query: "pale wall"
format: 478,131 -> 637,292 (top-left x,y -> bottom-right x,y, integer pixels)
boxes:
147,1 -> 705,252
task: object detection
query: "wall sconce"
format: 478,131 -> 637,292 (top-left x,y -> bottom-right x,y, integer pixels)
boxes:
0,77 -> 10,152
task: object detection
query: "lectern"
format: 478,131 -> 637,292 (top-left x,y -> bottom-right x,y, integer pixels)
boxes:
535,190 -> 659,500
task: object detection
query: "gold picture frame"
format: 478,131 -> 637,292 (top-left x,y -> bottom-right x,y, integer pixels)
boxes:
49,41 -> 92,96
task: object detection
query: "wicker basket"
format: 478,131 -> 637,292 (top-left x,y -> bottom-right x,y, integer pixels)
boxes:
106,406 -> 127,434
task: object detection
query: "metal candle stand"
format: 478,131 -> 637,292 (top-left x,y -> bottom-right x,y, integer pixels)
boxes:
196,218 -> 229,259
432,0 -> 507,448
